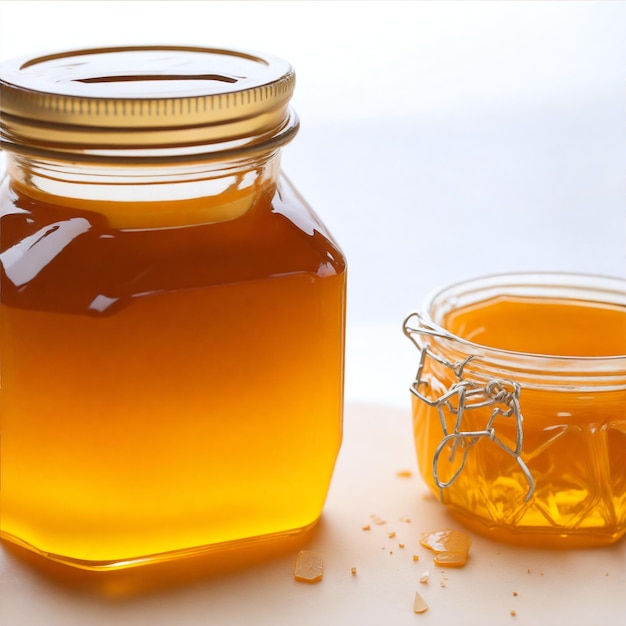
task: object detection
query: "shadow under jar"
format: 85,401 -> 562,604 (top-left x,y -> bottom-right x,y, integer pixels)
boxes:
0,46 -> 346,569
404,272 -> 626,547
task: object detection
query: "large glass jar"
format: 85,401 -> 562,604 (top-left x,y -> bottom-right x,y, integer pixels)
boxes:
0,46 -> 346,569
404,273 -> 626,548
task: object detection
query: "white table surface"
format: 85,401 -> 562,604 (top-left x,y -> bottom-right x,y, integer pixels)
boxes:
2,400 -> 625,626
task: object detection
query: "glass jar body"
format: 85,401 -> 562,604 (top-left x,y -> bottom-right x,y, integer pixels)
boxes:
0,153 -> 346,568
405,273 -> 626,548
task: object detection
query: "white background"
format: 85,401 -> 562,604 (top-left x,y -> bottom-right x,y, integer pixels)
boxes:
1,0 -> 625,405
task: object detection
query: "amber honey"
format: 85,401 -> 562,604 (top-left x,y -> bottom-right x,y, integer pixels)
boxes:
443,296 -> 626,357
0,46 -> 347,568
405,275 -> 626,547
0,173 -> 346,566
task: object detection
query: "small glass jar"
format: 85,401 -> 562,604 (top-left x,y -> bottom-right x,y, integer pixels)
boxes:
0,46 -> 346,569
403,273 -> 626,547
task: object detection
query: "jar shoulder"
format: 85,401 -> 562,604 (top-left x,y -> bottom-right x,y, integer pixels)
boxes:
0,174 -> 345,316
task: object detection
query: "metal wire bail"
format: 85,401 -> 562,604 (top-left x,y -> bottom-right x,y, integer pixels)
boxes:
403,312 -> 535,503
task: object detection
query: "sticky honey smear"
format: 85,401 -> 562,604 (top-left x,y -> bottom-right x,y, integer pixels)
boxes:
293,550 -> 324,583
419,529 -> 472,568
413,590 -> 429,613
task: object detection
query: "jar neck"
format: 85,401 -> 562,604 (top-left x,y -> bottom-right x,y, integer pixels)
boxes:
423,333 -> 626,392
5,149 -> 282,229
404,273 -> 626,392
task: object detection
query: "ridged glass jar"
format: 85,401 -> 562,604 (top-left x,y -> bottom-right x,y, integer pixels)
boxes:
404,272 -> 626,547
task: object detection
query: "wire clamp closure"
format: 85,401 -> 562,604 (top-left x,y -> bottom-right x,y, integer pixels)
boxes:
403,313 -> 535,503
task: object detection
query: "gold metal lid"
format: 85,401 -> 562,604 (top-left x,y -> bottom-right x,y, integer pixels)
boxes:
0,45 -> 298,162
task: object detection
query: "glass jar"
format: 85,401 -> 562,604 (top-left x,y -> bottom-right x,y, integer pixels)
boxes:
0,46 -> 346,569
403,273 -> 626,547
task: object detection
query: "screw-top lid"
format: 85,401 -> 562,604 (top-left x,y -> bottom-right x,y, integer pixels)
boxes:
0,45 -> 298,161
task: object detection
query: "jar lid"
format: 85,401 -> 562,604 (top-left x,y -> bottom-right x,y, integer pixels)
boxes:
0,45 -> 298,161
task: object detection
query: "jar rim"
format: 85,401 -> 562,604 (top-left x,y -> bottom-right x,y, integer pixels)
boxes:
405,271 -> 626,390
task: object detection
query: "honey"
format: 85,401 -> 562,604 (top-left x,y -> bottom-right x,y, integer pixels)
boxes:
444,296 -> 626,357
404,274 -> 626,547
0,46 -> 346,568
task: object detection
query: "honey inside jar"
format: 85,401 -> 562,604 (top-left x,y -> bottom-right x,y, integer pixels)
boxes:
443,295 -> 626,357
0,171 -> 347,567
407,277 -> 626,547
0,172 -> 346,566
0,46 -> 347,568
